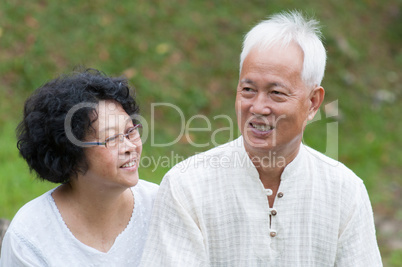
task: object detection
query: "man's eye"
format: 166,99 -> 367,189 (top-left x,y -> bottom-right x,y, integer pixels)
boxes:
270,90 -> 287,102
243,87 -> 254,92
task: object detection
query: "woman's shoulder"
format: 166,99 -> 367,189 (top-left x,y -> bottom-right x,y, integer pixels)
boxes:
131,180 -> 159,210
133,179 -> 159,194
6,188 -> 58,242
11,189 -> 56,223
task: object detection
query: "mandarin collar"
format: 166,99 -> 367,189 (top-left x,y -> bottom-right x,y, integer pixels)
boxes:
238,135 -> 306,182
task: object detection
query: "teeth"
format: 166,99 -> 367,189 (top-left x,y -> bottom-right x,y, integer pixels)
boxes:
251,123 -> 272,131
122,160 -> 136,168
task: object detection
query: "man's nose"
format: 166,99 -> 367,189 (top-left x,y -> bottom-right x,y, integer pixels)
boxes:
250,93 -> 271,116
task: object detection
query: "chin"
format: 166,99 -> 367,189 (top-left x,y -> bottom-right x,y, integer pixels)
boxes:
118,171 -> 139,188
243,134 -> 270,148
128,173 -> 140,187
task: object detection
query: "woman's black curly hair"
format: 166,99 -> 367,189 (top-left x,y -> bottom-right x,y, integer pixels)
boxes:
16,68 -> 139,183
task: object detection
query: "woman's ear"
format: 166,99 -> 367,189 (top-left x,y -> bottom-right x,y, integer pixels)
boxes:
307,86 -> 325,121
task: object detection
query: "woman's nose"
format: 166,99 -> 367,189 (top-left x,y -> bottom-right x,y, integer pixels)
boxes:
120,137 -> 140,154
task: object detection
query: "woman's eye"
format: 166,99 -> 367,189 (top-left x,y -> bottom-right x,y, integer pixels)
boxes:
106,135 -> 118,143
127,128 -> 136,135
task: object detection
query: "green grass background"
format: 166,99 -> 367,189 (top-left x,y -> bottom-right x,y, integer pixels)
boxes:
1,0 -> 401,265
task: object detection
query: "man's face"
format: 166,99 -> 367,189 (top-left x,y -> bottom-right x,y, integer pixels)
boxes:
235,42 -> 320,160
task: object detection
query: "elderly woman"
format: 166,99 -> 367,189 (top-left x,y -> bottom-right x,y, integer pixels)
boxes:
0,69 -> 158,266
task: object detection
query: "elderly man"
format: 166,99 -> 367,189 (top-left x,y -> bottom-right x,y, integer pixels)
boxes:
140,11 -> 382,266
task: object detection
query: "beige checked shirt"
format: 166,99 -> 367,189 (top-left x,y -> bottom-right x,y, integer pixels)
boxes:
140,136 -> 382,266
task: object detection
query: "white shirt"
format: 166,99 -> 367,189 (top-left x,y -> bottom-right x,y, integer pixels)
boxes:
0,179 -> 159,267
140,137 -> 382,267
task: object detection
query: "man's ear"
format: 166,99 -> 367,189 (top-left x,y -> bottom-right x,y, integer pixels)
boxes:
307,86 -> 325,121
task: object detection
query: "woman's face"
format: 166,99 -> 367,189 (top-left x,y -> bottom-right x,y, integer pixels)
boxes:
82,100 -> 142,190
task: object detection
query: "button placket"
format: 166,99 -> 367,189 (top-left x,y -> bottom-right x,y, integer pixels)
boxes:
268,191 -> 283,239
263,188 -> 283,239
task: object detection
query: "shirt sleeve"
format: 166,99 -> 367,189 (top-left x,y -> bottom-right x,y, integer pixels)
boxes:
139,172 -> 209,267
335,182 -> 383,267
0,230 -> 47,267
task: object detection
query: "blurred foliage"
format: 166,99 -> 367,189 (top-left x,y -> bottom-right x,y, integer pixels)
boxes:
0,0 -> 401,264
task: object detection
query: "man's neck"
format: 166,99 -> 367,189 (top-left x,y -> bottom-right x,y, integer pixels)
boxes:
247,144 -> 300,188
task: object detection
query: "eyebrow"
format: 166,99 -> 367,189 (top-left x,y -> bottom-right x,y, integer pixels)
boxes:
99,123 -> 135,134
240,78 -> 255,85
98,116 -> 134,133
240,78 -> 288,89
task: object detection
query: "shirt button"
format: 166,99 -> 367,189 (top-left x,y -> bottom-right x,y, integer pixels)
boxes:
271,209 -> 277,216
277,192 -> 284,198
264,189 -> 273,196
270,230 -> 277,237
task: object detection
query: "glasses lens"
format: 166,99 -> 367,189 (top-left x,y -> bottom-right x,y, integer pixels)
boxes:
128,127 -> 141,142
105,135 -> 119,148
104,125 -> 142,148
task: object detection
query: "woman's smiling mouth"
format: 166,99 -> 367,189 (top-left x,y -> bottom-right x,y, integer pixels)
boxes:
121,159 -> 137,168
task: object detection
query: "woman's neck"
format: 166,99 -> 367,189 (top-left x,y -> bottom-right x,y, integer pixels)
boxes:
51,180 -> 134,252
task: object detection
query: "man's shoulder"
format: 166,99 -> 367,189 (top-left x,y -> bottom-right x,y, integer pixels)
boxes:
162,137 -> 246,184
194,137 -> 243,157
172,137 -> 243,170
302,144 -> 362,185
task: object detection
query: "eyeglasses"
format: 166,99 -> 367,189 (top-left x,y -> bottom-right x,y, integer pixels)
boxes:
83,124 -> 142,148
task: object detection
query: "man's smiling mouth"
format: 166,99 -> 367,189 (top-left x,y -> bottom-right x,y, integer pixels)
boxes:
250,122 -> 273,132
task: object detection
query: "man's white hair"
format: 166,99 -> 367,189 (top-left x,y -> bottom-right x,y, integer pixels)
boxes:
240,11 -> 327,88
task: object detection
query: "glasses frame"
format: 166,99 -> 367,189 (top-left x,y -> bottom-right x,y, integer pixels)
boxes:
82,124 -> 142,148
